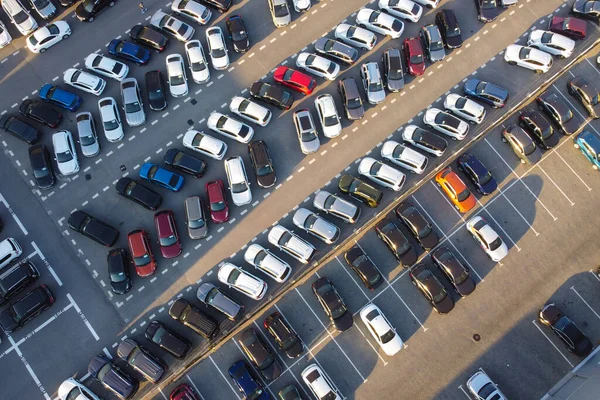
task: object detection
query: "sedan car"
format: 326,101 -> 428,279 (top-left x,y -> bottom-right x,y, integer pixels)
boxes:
293,207 -> 340,244
504,44 -> 553,73
519,109 -> 559,149
52,130 -> 79,176
0,115 -> 40,144
121,78 -> 145,127
274,66 -> 316,95
444,93 -> 486,125
128,229 -> 157,277
98,97 -> 124,142
206,26 -> 229,70
361,61 -> 386,104
68,210 -> 119,247
116,178 -> 163,211
527,29 -> 574,58
296,52 -> 340,81
396,202 -> 439,250
145,70 -> 168,111
403,36 -> 426,76
185,40 -> 210,84
381,140 -> 428,174
183,130 -> 228,160
313,190 -> 361,223
264,312 -> 304,358
268,224 -> 316,264
224,156 -> 252,206
117,339 -> 165,383
402,125 -> 448,157
432,247 -> 476,297
539,303 -> 593,357
356,8 -> 404,38
467,371 -> 508,400
463,78 -> 509,108
58,378 -> 101,400
26,21 -> 71,53
424,108 -> 469,140
314,94 -> 342,138
154,210 -> 182,258
226,15 -> 250,53
39,84 -> 82,112
338,77 -> 365,120
172,0 -> 212,24
312,277 -> 353,331
108,39 -> 151,65
128,25 -> 168,53
475,0 -> 499,22
549,16 -> 587,40
85,53 -> 129,81
302,365 -> 341,400
435,167 -> 476,213
218,262 -> 268,300
381,47 -> 405,92
409,263 -> 454,314
568,76 -> 600,119
379,0 -> 423,23
436,8 -> 463,48
344,246 -> 383,290
250,81 -> 294,110
63,69 -> 106,96
572,0 -> 600,23
228,361 -> 270,400
292,0 -> 311,11
420,24 -> 445,62
293,109 -> 320,155
76,0 -> 115,22
28,145 -> 55,190
574,130 -> 600,170
208,112 -> 254,143
140,162 -> 185,192
230,96 -> 272,126
502,125 -> 543,164
456,152 -> 497,195
107,248 -> 131,295
248,140 -> 276,188
166,54 -> 189,98
375,217 -> 417,266
150,10 -> 195,42
145,320 -> 192,359
268,0 -> 291,27
359,304 -> 404,356
314,38 -> 359,65
358,157 -> 406,191
466,216 -> 509,262
335,23 -> 377,50
87,355 -> 137,400
164,148 -> 206,178
19,100 -> 62,128
197,282 -> 244,320
244,244 -> 291,282
206,179 -> 229,223
337,174 -> 383,208
239,328 -> 282,380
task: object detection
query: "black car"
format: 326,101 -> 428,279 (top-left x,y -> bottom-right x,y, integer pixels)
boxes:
250,81 -> 294,110
0,115 -> 40,144
129,25 -> 169,53
539,303 -> 593,357
456,152 -> 497,195
338,77 -> 364,120
572,0 -> 600,23
116,177 -> 163,211
68,210 -> 119,247
463,78 -> 509,108
278,384 -> 302,400
381,48 -> 404,92
0,285 -> 54,333
568,76 -> 600,119
226,15 -> 250,53
145,320 -> 192,359
344,246 -> 383,290
537,91 -> 580,135
314,37 -> 359,65
28,145 -> 55,190
474,0 -> 499,23
58,0 -> 76,6
145,70 -> 168,111
19,100 -> 62,128
312,277 -> 353,332
228,360 -> 267,400
107,248 -> 132,295
117,338 -> 166,384
201,0 -> 231,13
264,312 -> 304,358
248,140 -> 276,188
519,109 -> 560,149
164,148 -> 207,178
88,354 -> 138,400
239,328 -> 283,380
76,0 -> 115,22
338,174 -> 383,208
375,217 -> 417,267
168,298 -> 219,340
395,202 -> 439,250
436,9 -> 463,48
409,263 -> 454,314
0,261 -> 39,306
432,247 -> 476,297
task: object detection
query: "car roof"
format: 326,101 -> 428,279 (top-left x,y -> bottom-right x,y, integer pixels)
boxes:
52,130 -> 70,152
206,179 -> 224,200
128,230 -> 148,256
226,156 -> 246,182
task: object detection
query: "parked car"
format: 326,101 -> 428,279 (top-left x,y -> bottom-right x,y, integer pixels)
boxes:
75,112 -> 100,157
244,244 -> 291,282
463,78 -> 509,108
145,70 -> 168,111
39,84 -> 82,112
264,312 -> 304,358
2,0 -> 37,35
381,48 -> 405,92
539,303 -> 593,357
87,355 -> 138,400
467,371 -> 508,400
19,100 -> 61,128
183,130 -> 228,160
85,53 -> 129,81
359,304 -> 404,356
127,229 -> 157,277
0,285 -> 54,333
170,384 -> 201,400
129,25 -> 168,53
121,78 -> 146,127
116,178 -> 163,211
0,238 -> 22,270
226,15 -> 250,53
296,52 -> 340,81
519,109 -> 559,149
436,8 -> 462,48
145,320 -> 192,359
338,77 -> 365,120
98,97 -> 124,142
76,0 -> 116,22
456,152 -> 497,195
423,108 -> 469,140
572,0 -> 600,23
154,210 -> 182,258
150,10 -> 195,42
58,378 -> 101,400
268,224 -> 316,264
228,360 -> 270,400
361,61 -> 386,104
108,39 -> 151,65
26,21 -> 71,53
402,125 -> 447,157
344,246 -> 383,290
0,261 -> 39,306
268,0 -> 291,27
420,24 -> 445,62
197,282 -> 244,320
200,0 -> 231,13
239,328 -> 282,380
314,37 -> 359,65
28,145 -> 55,189
548,16 -> 587,40
410,263 -> 454,314
402,36 -> 425,76
379,0 -> 423,23
435,167 -> 476,213
184,196 -> 208,239
0,115 -> 40,144
166,54 -> 189,98
302,364 -> 341,400
466,216 -> 509,262
568,76 -> 600,119
208,112 -> 254,143
224,156 -> 252,206
338,174 -> 383,208
107,248 -> 132,295
30,0 -> 57,19
169,298 -> 218,339
250,81 -> 294,110
381,141 -> 427,175
206,179 -> 229,223
504,44 -> 553,73
358,157 -> 406,191
185,40 -> 210,83
474,0 -> 499,22
574,130 -> 600,170
432,247 -> 476,297
0,20 -> 11,49
395,202 -> 439,250
313,190 -> 361,223
444,93 -> 486,125
375,217 -> 417,266
293,207 -> 340,244
314,94 -> 342,138
140,163 -> 185,192
117,339 -> 165,383
335,23 -> 377,50
68,210 -> 119,247
218,262 -> 268,300
164,148 -> 206,178
356,8 -> 405,38
501,125 -> 542,164
206,26 -> 229,70
527,29 -> 574,58
292,0 -> 311,12
63,68 -> 107,96
230,96 -> 272,126
312,276 -> 353,331
171,0 -> 211,25
274,66 -> 316,95
293,109 -> 320,154
248,140 -> 276,188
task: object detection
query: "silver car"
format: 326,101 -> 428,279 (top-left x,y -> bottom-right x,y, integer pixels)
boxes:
313,191 -> 360,224
356,8 -> 404,39
150,10 -> 195,42
29,0 -> 56,20
293,207 -> 340,244
52,130 -> 79,176
361,62 -> 386,105
224,156 -> 252,206
171,0 -> 212,25
2,0 -> 37,35
381,140 -> 428,174
76,112 -> 100,157
443,94 -> 486,125
244,244 -> 292,283
184,195 -> 207,239
98,97 -> 124,142
120,78 -> 145,127
358,157 -> 406,192
293,109 -> 320,154
268,0 -> 292,27
423,108 -> 469,140
217,262 -> 268,301
335,24 -> 377,50
267,225 -> 316,264
182,130 -> 228,160
420,24 -> 445,62
207,112 -> 254,143
229,96 -> 272,127
197,283 -> 244,321
314,94 -> 342,138
185,40 -> 210,84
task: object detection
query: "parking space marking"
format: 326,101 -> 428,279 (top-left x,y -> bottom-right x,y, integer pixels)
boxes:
31,241 -> 63,286
554,151 -> 592,191
208,355 -> 241,399
0,192 -> 28,235
589,270 -> 600,282
158,388 -> 168,400
570,286 -> 600,320
532,320 -> 574,367
186,375 -> 206,400
67,293 -> 100,341
536,164 -> 575,206
7,336 -> 50,400
233,339 -> 277,399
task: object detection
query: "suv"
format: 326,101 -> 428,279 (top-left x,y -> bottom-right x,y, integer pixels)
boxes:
264,312 -> 304,358
435,8 -> 462,48
381,48 -> 405,92
0,115 -> 40,144
169,298 -> 219,340
361,62 -> 386,104
239,328 -> 282,380
248,140 -> 276,188
244,244 -> 292,283
67,210 -> 119,247
420,24 -> 445,62
0,261 -> 39,306
0,285 -> 54,333
338,77 -> 364,120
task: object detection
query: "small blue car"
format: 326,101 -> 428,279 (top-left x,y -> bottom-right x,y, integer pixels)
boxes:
139,163 -> 184,192
463,78 -> 509,109
574,130 -> 600,170
39,84 -> 82,112
457,152 -> 497,195
108,40 -> 150,65
228,360 -> 271,400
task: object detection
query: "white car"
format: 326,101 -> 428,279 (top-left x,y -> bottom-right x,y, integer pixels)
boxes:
292,0 -> 311,12
314,94 -> 342,138
150,10 -> 195,42
443,94 -> 486,125
244,244 -> 291,283
98,97 -> 124,142
166,54 -> 188,97
63,69 -> 106,96
467,370 -> 508,400
76,112 -> 100,157
218,262 -> 268,300
466,216 -> 509,262
268,224 -> 316,264
120,78 -> 145,127
292,207 -> 340,244
58,378 -> 101,400
314,191 -> 361,224
381,140 -> 428,174
52,130 -> 79,176
26,21 -> 71,53
224,156 -> 252,206
268,0 -> 292,27
361,61 -> 386,104
171,0 -> 212,25
423,108 -> 469,140
229,96 -> 272,126
402,124 -> 447,157
0,20 -> 12,48
182,130 -> 228,160
413,0 -> 439,8
504,44 -> 553,73
358,157 -> 406,191
185,40 -> 210,83
378,0 -> 422,23
356,8 -> 405,39
527,29 -> 574,59
206,27 -> 229,70
296,53 -> 340,81
359,304 -> 404,356
84,54 -> 129,81
207,112 -> 254,143
2,0 -> 37,35
301,365 -> 341,400
335,23 -> 377,50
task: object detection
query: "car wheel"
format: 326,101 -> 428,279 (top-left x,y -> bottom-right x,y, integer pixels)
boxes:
88,16 -> 94,22
573,143 -> 580,149
40,48 -> 46,53
501,136 -> 507,143
62,34 -> 70,39
507,61 -> 516,66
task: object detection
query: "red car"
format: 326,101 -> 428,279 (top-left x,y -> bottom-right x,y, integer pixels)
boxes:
128,229 -> 157,277
206,180 -> 229,224
403,37 -> 426,76
273,66 -> 317,95
170,383 -> 200,400
548,16 -> 587,40
154,210 -> 182,259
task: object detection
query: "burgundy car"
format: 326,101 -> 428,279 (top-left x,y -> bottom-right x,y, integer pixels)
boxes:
170,383 -> 200,400
206,180 -> 229,224
403,37 -> 426,76
273,66 -> 317,95
549,16 -> 587,40
154,210 -> 182,259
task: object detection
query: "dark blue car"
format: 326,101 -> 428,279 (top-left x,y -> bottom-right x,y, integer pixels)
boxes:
139,162 -> 184,192
574,130 -> 600,171
38,84 -> 82,112
457,152 -> 497,195
228,360 -> 271,400
463,78 -> 509,109
108,40 -> 150,65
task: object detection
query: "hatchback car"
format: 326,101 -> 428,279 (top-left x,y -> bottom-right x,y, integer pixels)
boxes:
74,112 -> 100,158
293,109 -> 320,155
244,244 -> 291,282
145,320 -> 192,359
504,44 -> 553,73
574,130 -> 600,170
402,125 -> 447,157
129,25 -> 168,53
436,8 -> 463,48
197,282 -> 244,320
379,0 -> 423,23
250,81 -> 294,110
184,40 -> 210,84
19,100 -> 62,128
87,355 -> 138,400
107,248 -> 131,295
293,207 -> 340,244
224,156 -> 252,206
466,216 -> 509,262
463,78 -> 509,108
359,304 -> 404,356
435,167 -> 476,213
226,15 -> 250,53
396,202 -> 439,250
335,23 -> 377,50
296,52 -> 340,81
302,365 -> 341,400
76,0 -> 115,22
568,76 -> 600,119
85,53 -> 130,81
268,224 -> 316,264
268,0 -> 291,27
432,246 -> 476,297
117,339 -> 165,383
264,312 -> 304,358
475,0 -> 499,22
248,140 -> 276,188
28,145 -> 55,189
424,108 -> 469,140
206,26 -> 229,70
358,157 -> 406,191
218,262 -> 268,300
356,8 -> 404,38
52,130 -> 79,175
230,96 -> 272,126
164,149 -> 206,178
140,162 -> 185,192
0,238 -> 22,270
121,78 -> 146,127
457,152 -> 497,195
549,16 -> 587,40
527,29 -> 574,58
361,62 -> 386,104
501,125 -> 542,164
410,263 -> 454,314
0,284 -> 55,333
519,109 -> 559,149
313,190 -> 361,223
39,84 -> 82,112
154,210 -> 182,258
539,303 -> 593,357
150,10 -> 195,42
274,66 -> 316,95
467,371 -> 508,400
403,36 -> 426,76
184,195 -> 208,239
344,246 -> 383,290
314,38 -> 359,65
381,48 -> 405,92
420,24 -> 445,62
116,178 -> 163,211
68,210 -> 119,247
239,328 -> 282,380
338,77 -> 365,120
145,70 -> 168,111
26,21 -> 71,54
169,298 -> 218,339
206,179 -> 229,223
98,97 -> 124,142
127,229 -> 157,277
166,54 -> 189,98
228,361 -> 270,400
208,112 -> 254,143
108,39 -> 151,65
312,277 -> 353,331
375,217 -> 417,266
183,130 -> 228,160
444,93 -> 486,125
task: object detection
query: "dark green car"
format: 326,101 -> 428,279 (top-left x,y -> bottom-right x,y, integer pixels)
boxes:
338,174 -> 383,208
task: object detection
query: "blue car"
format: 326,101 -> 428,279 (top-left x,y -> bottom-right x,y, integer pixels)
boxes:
38,84 -> 82,112
463,78 -> 509,109
574,130 -> 600,170
139,163 -> 184,191
108,40 -> 150,65
457,152 -> 497,195
228,360 -> 271,400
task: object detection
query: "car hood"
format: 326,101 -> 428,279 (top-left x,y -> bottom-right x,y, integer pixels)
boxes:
232,37 -> 250,52
562,116 -> 581,135
480,6 -> 499,21
189,223 -> 208,240
333,310 -> 354,331
105,124 -> 124,142
409,60 -> 426,75
312,218 -> 339,241
387,76 -> 404,92
429,48 -> 446,62
435,293 -> 455,314
257,170 -> 277,188
456,277 -> 476,296
381,334 -> 404,356
261,359 -> 282,380
232,189 -> 252,206
479,176 -> 498,195
575,335 -> 593,357
368,89 -> 386,104
285,339 -> 304,358
347,104 -> 365,120
468,372 -> 492,394
81,140 -> 100,157
136,262 -> 156,277
420,230 -> 439,250
161,242 -> 182,259
57,158 -> 79,175
36,172 -> 55,189
211,54 -> 229,69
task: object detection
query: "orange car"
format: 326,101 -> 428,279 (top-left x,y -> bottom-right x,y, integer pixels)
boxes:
128,229 -> 157,277
435,167 -> 476,213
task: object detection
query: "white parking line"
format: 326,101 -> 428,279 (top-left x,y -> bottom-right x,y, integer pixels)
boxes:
554,151 -> 592,191
7,335 -> 50,399
31,241 -> 63,286
232,339 -> 277,399
570,286 -> 600,320
0,192 -> 28,235
531,320 -> 574,367
536,165 -> 574,206
186,374 -> 206,400
458,385 -> 472,399
67,293 -> 100,340
208,355 -> 241,399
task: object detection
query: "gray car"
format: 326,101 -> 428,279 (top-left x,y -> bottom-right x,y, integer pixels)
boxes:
184,196 -> 208,239
293,109 -> 320,154
30,0 -> 57,20
501,125 -> 542,165
338,77 -> 365,121
313,190 -> 361,224
361,62 -> 386,104
314,38 -> 359,65
420,24 -> 445,62
116,339 -> 165,384
293,207 -> 340,244
121,78 -> 146,127
197,282 -> 244,321
75,112 -> 100,157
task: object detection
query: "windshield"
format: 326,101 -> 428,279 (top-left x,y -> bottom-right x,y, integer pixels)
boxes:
482,0 -> 497,10
159,234 -> 177,247
125,101 -> 141,113
232,28 -> 246,42
104,119 -> 119,131
410,53 -> 423,65
324,114 -> 338,127
257,164 -> 273,176
231,182 -> 248,194
380,329 -> 396,344
368,79 -> 383,93
212,47 -> 226,58
134,254 -> 151,266
347,96 -> 362,110
432,287 -> 448,303
273,4 -> 288,17
65,387 -> 82,400
189,217 -> 205,229
170,73 -> 185,86
447,26 -> 461,38
430,40 -> 444,52
489,237 -> 503,251
80,134 -> 96,146
13,11 -> 29,24
457,189 -> 471,203
110,271 -> 127,283
56,150 -> 73,163
301,130 -> 316,142
33,166 -> 50,179
478,383 -> 499,399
